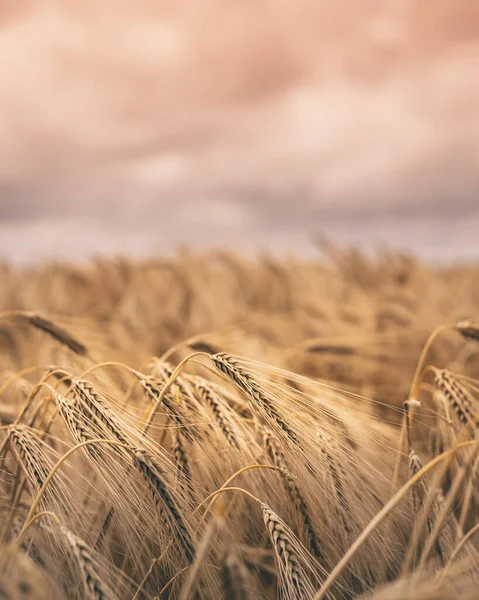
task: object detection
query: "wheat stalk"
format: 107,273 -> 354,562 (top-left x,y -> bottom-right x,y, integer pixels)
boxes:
56,387 -> 196,564
132,448 -> 195,563
261,502 -> 316,600
171,429 -> 193,493
61,526 -> 115,600
456,320 -> 479,343
194,378 -> 240,449
263,427 -> 323,562
434,370 -> 479,433
8,426 -> 51,491
0,311 -> 88,356
211,353 -> 300,445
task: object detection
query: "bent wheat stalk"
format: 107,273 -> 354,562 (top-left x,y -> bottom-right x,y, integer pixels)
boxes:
0,310 -> 88,356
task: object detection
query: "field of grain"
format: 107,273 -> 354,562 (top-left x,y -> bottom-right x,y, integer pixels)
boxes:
1,247 -> 479,599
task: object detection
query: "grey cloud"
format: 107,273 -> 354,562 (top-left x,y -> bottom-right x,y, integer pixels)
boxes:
0,1 -> 478,262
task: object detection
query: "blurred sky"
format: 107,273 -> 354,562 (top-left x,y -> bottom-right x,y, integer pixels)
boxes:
0,1 -> 478,264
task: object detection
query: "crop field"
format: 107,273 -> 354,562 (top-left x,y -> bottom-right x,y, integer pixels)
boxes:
1,247 -> 479,599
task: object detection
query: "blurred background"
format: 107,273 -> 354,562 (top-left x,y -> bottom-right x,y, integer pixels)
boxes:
0,0 -> 478,264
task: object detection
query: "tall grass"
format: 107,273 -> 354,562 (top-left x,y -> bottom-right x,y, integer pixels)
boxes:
1,249 -> 479,599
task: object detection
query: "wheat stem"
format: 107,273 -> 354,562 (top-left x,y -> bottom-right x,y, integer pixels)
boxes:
198,464 -> 279,521
14,511 -> 63,545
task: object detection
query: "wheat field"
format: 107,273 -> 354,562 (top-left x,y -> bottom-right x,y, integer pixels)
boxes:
1,247 -> 479,599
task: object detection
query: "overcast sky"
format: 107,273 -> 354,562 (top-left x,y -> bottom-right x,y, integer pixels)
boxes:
0,1 -> 478,264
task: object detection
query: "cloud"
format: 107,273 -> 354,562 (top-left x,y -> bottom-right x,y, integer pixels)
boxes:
0,1 -> 478,261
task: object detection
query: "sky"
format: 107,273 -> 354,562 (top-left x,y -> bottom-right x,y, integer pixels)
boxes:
0,1 -> 478,264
